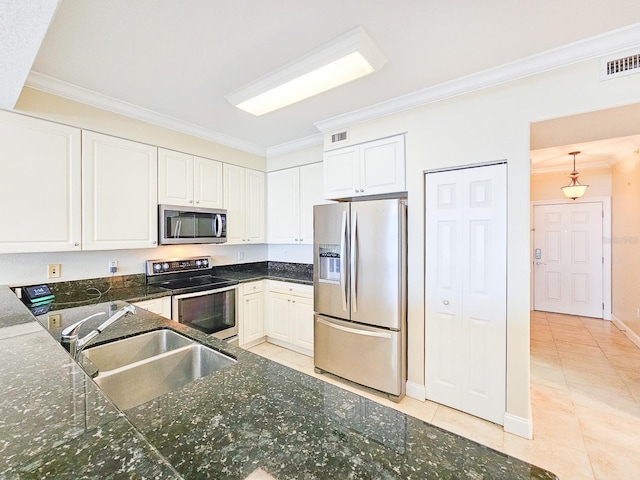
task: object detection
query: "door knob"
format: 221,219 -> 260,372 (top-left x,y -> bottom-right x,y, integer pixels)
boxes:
535,262 -> 546,265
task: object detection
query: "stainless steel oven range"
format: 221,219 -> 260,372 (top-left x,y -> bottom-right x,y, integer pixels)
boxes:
146,256 -> 238,342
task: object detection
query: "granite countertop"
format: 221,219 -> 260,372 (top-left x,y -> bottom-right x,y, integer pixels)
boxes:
0,286 -> 557,479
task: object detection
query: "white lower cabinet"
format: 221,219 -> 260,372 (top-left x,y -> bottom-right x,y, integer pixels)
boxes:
132,296 -> 171,319
265,281 -> 314,356
239,281 -> 265,347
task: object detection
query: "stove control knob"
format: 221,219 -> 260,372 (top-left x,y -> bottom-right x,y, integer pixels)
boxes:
162,263 -> 170,271
153,263 -> 162,272
196,260 -> 202,267
202,259 -> 209,267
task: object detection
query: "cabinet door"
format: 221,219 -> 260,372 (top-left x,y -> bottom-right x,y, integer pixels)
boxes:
360,135 -> 406,196
267,168 -> 300,243
82,131 -> 158,250
266,292 -> 291,342
323,146 -> 359,200
194,156 -> 223,209
299,162 -> 329,244
244,169 -> 265,243
290,294 -> 314,353
0,111 -> 81,253
242,291 -> 265,345
223,164 -> 245,244
158,148 -> 193,206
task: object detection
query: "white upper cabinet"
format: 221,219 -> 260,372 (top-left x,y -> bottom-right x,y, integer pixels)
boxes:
82,131 -> 158,250
324,134 -> 406,200
223,164 -> 265,244
158,148 -> 223,209
267,162 -> 328,244
0,111 -> 82,253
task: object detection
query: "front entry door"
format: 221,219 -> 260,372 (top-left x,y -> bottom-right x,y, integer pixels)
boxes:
533,202 -> 603,318
425,163 -> 507,425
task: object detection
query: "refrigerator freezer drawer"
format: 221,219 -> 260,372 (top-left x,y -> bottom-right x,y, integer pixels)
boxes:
314,314 -> 404,398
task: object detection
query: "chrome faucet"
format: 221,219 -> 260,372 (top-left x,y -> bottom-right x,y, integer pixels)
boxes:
61,304 -> 136,360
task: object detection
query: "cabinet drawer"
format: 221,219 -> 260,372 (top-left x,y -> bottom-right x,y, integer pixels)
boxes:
267,280 -> 312,297
242,281 -> 264,294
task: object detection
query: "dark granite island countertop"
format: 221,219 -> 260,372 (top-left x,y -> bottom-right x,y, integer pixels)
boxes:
0,286 -> 557,479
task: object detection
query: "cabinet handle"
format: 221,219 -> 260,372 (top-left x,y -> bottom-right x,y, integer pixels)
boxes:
294,238 -> 298,242
287,299 -> 291,302
74,242 -> 79,247
189,199 -> 193,203
152,240 -> 157,245
354,189 -> 359,193
360,189 -> 364,192
299,238 -> 303,242
195,200 -> 200,204
292,300 -> 296,303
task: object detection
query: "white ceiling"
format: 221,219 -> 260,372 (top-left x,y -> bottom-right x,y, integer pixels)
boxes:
7,1 -> 640,156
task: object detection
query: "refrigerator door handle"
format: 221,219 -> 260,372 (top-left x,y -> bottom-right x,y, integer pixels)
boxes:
340,210 -> 348,312
351,210 -> 358,313
317,317 -> 391,339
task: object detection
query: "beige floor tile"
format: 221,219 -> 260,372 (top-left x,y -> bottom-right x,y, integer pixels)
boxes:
549,322 -> 591,336
551,330 -> 599,346
430,405 -> 504,451
531,328 -> 554,342
563,368 -> 627,390
530,382 -> 574,415
556,342 -> 608,359
531,310 -> 548,320
531,407 -> 585,450
574,403 -> 640,449
273,348 -> 313,367
580,317 -> 613,328
531,363 -> 567,388
584,438 -> 640,480
547,314 -> 584,326
503,433 -> 595,480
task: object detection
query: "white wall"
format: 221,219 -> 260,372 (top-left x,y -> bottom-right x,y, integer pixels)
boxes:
327,58 -> 640,434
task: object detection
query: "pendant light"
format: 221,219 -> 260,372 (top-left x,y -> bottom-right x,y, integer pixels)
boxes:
561,151 -> 589,200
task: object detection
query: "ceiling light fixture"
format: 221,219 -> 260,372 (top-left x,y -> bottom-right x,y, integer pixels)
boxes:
225,27 -> 387,116
561,151 -> 589,200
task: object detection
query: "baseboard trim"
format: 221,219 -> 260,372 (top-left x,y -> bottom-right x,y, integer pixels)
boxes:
611,314 -> 640,348
406,381 -> 426,401
503,413 -> 533,439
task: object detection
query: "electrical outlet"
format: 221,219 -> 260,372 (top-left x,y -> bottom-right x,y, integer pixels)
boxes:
237,251 -> 244,260
109,260 -> 118,273
47,264 -> 61,278
48,314 -> 61,329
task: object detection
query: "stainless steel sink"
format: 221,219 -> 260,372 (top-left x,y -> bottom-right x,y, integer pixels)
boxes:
81,330 -> 236,410
82,329 -> 194,371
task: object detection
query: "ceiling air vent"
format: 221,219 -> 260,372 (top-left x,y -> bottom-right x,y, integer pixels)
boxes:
601,49 -> 640,81
330,129 -> 349,145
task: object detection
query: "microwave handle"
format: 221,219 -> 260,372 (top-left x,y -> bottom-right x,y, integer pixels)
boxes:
173,219 -> 182,239
215,214 -> 222,237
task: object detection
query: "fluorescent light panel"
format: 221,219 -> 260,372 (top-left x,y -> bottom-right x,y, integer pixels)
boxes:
226,27 -> 387,116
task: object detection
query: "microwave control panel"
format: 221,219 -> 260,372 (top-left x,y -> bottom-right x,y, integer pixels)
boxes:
146,256 -> 212,275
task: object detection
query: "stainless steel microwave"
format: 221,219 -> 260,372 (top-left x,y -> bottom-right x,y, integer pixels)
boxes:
159,204 -> 227,244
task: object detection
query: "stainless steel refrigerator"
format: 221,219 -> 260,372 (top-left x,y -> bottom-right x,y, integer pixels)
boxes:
313,198 -> 407,400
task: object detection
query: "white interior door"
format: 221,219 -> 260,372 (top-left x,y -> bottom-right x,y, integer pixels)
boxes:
533,202 -> 603,318
425,163 -> 507,424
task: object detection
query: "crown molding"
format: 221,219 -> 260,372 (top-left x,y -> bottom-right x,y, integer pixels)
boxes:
314,22 -> 640,133
25,71 -> 266,157
266,133 -> 324,157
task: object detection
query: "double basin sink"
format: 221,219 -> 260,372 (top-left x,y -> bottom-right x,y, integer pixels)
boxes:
82,329 -> 236,410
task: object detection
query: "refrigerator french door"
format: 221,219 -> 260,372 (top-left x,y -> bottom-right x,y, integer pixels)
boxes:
313,199 -> 406,400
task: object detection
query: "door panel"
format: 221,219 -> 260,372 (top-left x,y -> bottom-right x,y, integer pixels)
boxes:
533,202 -> 603,317
314,202 -> 351,320
350,199 -> 406,330
425,163 -> 506,425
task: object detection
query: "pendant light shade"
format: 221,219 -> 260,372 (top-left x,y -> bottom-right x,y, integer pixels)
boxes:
561,151 -> 589,200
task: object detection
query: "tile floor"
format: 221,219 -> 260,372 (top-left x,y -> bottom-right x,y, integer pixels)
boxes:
247,312 -> 640,480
